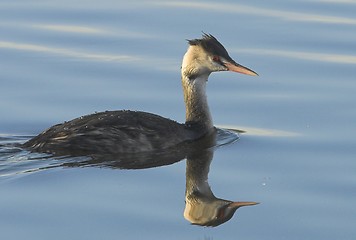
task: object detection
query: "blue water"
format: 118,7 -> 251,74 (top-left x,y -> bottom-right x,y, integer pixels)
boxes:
1,1 -> 356,239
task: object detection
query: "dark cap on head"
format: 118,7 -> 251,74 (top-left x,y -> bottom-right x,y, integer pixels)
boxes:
188,33 -> 233,62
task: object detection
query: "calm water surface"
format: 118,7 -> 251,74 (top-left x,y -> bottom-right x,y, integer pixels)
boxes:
1,1 -> 356,239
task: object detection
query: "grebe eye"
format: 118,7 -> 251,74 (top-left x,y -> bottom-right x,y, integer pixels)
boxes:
212,56 -> 220,62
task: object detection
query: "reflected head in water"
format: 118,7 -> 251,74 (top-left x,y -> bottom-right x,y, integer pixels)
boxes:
184,197 -> 258,227
184,142 -> 258,227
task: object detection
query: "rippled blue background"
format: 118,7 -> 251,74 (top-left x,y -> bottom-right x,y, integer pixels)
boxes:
1,1 -> 356,239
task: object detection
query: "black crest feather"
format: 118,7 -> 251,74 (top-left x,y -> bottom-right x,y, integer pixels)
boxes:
187,33 -> 232,60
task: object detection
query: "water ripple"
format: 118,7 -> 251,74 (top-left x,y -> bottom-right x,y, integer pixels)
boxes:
156,1 -> 356,25
235,48 -> 356,65
32,24 -> 105,34
0,41 -> 139,62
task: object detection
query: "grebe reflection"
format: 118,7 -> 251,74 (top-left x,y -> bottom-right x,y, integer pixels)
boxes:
184,137 -> 258,227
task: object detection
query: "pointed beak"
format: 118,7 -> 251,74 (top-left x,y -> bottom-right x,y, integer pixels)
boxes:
223,60 -> 258,76
229,201 -> 259,209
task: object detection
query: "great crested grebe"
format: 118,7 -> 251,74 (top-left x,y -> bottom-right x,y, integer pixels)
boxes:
23,34 -> 258,155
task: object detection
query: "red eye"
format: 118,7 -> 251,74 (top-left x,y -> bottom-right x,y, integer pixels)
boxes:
212,56 -> 220,62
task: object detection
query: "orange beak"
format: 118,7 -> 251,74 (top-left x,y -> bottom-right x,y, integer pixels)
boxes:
224,61 -> 258,76
229,201 -> 259,208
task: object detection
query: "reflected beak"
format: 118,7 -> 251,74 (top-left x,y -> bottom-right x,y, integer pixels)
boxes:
224,61 -> 258,76
229,201 -> 259,209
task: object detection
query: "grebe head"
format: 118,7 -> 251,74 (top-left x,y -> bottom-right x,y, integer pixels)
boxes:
182,33 -> 258,78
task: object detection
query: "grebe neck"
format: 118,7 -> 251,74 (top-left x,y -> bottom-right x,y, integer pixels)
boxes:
181,72 -> 213,131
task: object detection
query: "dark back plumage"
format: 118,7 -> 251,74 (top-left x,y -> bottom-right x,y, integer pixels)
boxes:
23,111 -> 195,154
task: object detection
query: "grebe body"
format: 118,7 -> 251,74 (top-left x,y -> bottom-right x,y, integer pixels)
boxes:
23,34 -> 257,155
